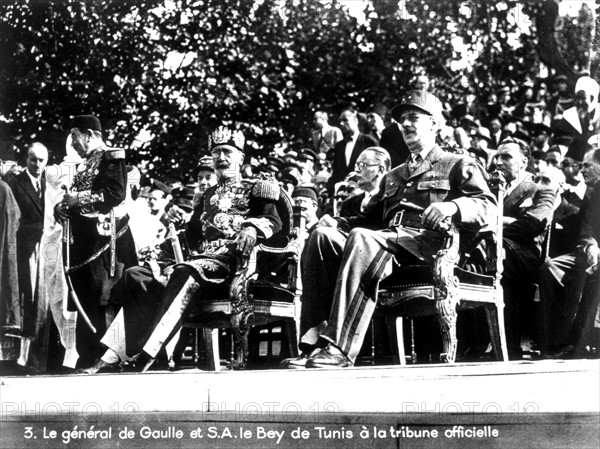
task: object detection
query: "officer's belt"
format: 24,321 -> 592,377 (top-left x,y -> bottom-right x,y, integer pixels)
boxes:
389,210 -> 423,229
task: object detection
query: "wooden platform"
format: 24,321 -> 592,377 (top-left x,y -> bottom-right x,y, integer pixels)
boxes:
1,360 -> 599,448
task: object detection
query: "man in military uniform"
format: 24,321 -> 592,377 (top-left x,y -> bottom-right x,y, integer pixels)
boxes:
282,91 -> 496,369
54,115 -> 137,367
82,126 -> 282,373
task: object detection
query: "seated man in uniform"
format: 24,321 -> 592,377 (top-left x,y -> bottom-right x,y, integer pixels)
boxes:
282,91 -> 496,369
82,126 -> 282,373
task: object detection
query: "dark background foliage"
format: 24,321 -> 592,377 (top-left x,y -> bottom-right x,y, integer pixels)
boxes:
0,0 -> 597,182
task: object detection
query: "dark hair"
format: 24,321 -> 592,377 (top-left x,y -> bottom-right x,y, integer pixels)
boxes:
498,137 -> 529,158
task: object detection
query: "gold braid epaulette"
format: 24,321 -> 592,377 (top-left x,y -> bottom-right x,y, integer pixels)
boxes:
252,179 -> 280,201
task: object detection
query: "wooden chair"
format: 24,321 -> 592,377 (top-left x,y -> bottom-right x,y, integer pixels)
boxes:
181,189 -> 304,370
378,185 -> 509,365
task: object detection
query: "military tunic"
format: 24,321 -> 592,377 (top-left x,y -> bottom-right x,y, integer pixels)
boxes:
102,177 -> 282,360
65,146 -> 137,366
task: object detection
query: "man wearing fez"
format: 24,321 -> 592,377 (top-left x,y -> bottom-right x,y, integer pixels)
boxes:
81,126 -> 282,373
282,91 -> 496,369
292,186 -> 319,233
54,114 -> 137,367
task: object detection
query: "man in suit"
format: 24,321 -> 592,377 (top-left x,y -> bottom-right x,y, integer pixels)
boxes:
328,110 -> 377,193
282,91 -> 496,368
539,148 -> 600,357
339,147 -> 390,217
311,111 -> 343,155
490,138 -> 557,357
6,143 -> 50,371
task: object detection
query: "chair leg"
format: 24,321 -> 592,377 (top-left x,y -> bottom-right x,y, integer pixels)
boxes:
485,305 -> 509,362
386,316 -> 406,365
436,301 -> 458,363
202,329 -> 221,372
284,319 -> 299,358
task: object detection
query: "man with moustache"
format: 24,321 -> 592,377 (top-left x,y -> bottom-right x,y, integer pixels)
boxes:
81,126 -> 282,373
53,115 -> 137,368
282,91 -> 496,369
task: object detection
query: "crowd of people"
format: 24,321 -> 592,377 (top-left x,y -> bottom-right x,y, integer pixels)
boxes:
0,72 -> 599,375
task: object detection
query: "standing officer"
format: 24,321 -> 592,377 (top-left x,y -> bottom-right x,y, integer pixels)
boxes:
54,115 -> 137,367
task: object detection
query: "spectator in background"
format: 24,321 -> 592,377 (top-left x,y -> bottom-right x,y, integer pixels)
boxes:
555,76 -> 600,156
328,109 -> 377,194
413,74 -> 430,91
194,155 -> 217,207
147,179 -> 172,221
292,186 -> 319,233
312,111 -> 343,155
366,112 -> 385,142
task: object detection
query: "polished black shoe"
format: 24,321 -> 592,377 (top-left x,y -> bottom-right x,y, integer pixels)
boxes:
305,345 -> 353,369
280,348 -> 319,369
78,359 -> 120,375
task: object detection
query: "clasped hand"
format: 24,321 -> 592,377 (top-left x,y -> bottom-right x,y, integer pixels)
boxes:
166,204 -> 191,226
236,227 -> 257,257
421,202 -> 458,231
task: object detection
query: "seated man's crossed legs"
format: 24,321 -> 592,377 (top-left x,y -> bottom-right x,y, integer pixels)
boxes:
283,226 -> 434,369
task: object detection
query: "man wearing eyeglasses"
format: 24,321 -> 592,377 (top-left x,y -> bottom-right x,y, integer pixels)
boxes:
339,147 -> 391,217
281,91 -> 495,369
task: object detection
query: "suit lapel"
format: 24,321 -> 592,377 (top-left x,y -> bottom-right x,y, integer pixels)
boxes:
347,134 -> 364,171
18,171 -> 43,216
504,174 -> 534,214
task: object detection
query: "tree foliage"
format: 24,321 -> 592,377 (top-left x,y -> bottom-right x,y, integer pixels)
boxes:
0,0 -> 596,181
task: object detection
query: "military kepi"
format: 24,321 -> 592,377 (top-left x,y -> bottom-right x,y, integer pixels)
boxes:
72,115 -> 102,132
391,91 -> 444,122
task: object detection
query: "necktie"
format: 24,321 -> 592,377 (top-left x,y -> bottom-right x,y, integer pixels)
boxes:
35,179 -> 42,198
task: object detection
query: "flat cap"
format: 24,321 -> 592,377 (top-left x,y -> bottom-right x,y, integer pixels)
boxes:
391,90 -> 444,122
72,115 -> 102,132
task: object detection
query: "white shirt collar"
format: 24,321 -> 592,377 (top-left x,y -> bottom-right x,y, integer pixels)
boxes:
26,170 -> 41,187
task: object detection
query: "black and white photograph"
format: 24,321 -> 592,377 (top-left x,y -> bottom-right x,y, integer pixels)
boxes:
0,0 -> 599,447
